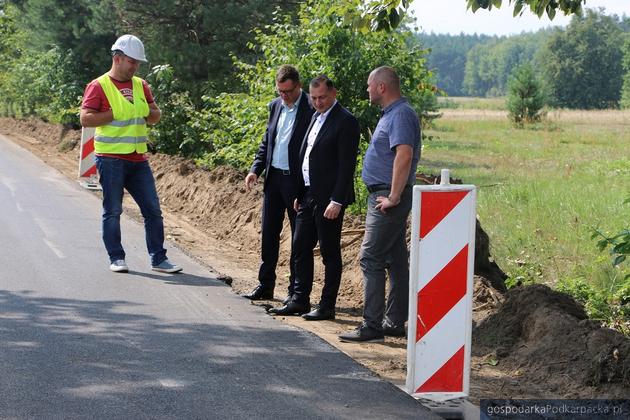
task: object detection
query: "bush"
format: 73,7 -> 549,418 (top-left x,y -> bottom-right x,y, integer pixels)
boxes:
144,65 -> 200,156
558,276 -> 629,335
0,46 -> 84,125
592,197 -> 630,277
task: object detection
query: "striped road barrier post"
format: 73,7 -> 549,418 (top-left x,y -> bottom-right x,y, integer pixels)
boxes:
78,127 -> 101,190
407,169 -> 476,401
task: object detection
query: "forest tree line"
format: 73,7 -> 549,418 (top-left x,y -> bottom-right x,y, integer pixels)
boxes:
1,0 -> 628,169
419,9 -> 630,109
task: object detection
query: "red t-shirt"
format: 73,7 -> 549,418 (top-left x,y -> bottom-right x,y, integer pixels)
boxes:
81,76 -> 155,162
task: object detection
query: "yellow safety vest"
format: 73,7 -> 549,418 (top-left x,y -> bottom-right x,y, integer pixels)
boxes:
94,74 -> 150,154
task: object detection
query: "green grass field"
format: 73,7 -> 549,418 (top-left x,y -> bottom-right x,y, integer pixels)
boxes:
422,106 -> 630,325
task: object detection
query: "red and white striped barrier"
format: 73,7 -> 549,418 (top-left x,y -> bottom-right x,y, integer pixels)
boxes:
407,169 -> 476,401
78,127 -> 100,190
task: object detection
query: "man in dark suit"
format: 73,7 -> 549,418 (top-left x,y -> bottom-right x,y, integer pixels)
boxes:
244,65 -> 315,301
269,75 -> 360,320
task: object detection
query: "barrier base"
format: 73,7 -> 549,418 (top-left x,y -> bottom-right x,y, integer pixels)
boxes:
417,397 -> 479,420
78,176 -> 101,191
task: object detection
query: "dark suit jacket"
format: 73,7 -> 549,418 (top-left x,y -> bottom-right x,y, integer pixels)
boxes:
298,102 -> 360,208
250,91 -> 315,190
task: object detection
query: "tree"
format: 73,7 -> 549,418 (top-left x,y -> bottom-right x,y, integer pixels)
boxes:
620,36 -> 630,109
0,1 -> 20,116
0,2 -> 83,122
506,63 -> 546,126
195,0 -> 437,170
4,0 -> 302,100
538,9 -> 624,109
419,33 -> 495,96
111,0 -> 301,97
463,39 -> 500,97
463,30 -> 551,97
8,0 -> 120,83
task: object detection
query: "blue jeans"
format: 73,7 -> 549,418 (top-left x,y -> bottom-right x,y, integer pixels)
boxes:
95,156 -> 167,266
360,186 -> 412,331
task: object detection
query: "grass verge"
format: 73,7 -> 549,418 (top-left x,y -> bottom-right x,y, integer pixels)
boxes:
423,108 -> 630,331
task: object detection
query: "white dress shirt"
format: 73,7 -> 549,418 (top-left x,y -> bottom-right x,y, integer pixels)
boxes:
302,101 -> 336,186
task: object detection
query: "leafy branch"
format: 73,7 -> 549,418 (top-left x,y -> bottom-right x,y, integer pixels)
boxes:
592,197 -> 630,277
466,0 -> 585,20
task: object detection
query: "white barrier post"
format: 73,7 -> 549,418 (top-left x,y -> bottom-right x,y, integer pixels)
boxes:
406,168 -> 476,401
78,127 -> 101,190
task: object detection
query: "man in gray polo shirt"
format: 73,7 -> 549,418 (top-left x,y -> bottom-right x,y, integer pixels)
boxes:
339,66 -> 420,343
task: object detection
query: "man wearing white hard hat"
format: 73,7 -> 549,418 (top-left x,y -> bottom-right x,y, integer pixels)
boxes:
80,34 -> 182,274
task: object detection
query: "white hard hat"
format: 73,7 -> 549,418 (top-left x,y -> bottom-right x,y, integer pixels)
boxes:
111,34 -> 147,62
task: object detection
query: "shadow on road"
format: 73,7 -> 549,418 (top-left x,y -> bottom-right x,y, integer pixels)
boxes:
0,289 -> 433,419
125,270 -> 225,287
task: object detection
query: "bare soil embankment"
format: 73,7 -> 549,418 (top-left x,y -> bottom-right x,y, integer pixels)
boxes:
1,116 -> 627,402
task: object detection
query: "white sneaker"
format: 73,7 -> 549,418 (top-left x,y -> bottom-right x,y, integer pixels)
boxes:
151,259 -> 182,273
110,259 -> 129,273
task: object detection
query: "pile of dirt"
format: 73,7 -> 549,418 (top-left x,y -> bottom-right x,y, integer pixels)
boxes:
0,117 -> 78,149
474,284 -> 629,398
2,116 -> 629,402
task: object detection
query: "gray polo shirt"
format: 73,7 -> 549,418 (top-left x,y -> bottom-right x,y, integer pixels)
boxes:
361,97 -> 421,187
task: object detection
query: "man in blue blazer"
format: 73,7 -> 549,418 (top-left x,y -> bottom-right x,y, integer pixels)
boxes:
244,65 -> 315,301
269,75 -> 360,320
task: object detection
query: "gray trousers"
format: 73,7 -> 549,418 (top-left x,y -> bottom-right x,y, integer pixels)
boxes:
360,186 -> 412,331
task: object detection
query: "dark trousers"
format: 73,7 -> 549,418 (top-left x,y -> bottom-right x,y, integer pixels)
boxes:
360,186 -> 412,330
258,168 -> 298,294
292,193 -> 345,310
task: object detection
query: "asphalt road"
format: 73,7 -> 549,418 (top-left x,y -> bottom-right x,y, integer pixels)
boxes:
0,135 -> 438,419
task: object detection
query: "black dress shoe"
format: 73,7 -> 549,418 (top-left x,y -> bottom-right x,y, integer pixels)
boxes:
268,301 -> 311,316
302,307 -> 335,321
282,294 -> 293,305
382,319 -> 406,337
243,285 -> 273,300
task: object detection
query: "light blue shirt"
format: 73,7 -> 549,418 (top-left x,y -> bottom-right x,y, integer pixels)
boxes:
271,94 -> 302,170
362,97 -> 420,186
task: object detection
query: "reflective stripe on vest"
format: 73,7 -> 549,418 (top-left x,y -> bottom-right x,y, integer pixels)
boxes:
108,117 -> 147,128
94,74 -> 150,154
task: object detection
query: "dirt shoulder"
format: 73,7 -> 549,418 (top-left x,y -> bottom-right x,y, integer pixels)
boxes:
2,117 -> 627,403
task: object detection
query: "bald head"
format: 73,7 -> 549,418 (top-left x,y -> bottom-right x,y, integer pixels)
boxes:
367,66 -> 401,108
370,66 -> 400,92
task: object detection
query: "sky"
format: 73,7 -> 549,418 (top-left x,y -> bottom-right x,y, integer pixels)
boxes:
410,0 -> 630,36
